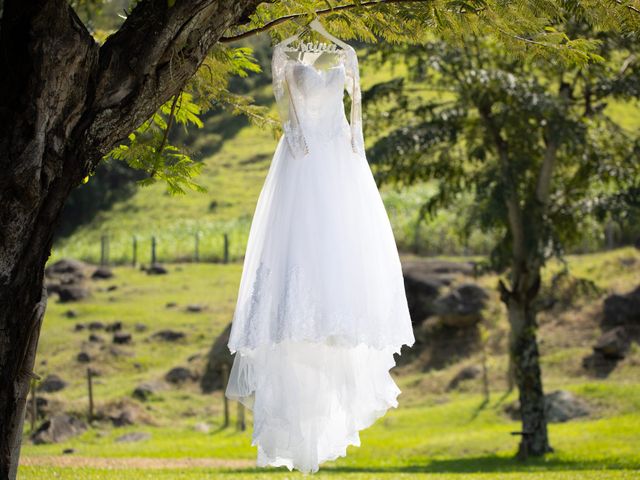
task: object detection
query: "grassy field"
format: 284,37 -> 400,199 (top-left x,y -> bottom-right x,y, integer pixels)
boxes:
18,247 -> 640,479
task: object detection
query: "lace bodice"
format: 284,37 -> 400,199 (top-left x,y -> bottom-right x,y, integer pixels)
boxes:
272,43 -> 365,159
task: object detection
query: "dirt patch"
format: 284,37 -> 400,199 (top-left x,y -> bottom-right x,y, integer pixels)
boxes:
20,455 -> 254,469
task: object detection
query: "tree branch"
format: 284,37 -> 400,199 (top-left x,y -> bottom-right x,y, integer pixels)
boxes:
219,0 -> 433,43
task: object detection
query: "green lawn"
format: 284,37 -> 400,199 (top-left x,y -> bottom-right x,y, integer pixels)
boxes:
18,248 -> 640,479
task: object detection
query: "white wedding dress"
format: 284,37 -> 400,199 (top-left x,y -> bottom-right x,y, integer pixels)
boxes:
225,37 -> 415,474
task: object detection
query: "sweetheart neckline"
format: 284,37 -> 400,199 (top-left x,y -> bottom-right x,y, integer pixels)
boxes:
289,61 -> 345,76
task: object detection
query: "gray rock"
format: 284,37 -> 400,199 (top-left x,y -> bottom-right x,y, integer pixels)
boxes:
186,304 -> 204,313
62,448 -> 75,454
193,422 -> 210,433
113,332 -> 132,345
88,333 -> 104,343
594,326 -> 630,359
151,329 -> 185,342
132,381 -> 164,401
31,414 -> 87,444
76,352 -> 91,363
200,323 -> 233,393
505,390 -> 590,422
582,351 -> 620,378
38,374 -> 67,393
45,259 -> 87,277
74,323 -> 85,331
447,365 -> 482,391
106,321 -> 123,332
165,366 -> 196,384
65,310 -> 78,318
134,323 -> 148,332
88,321 -> 105,330
603,286 -> 640,330
115,432 -> 151,443
434,283 -> 488,327
57,285 -> 90,302
147,263 -> 168,275
91,267 -> 114,280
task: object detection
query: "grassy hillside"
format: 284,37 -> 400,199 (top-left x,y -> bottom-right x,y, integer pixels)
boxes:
19,247 -> 640,479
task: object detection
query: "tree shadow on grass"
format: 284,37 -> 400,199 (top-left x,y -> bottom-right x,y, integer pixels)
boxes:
217,454 -> 638,475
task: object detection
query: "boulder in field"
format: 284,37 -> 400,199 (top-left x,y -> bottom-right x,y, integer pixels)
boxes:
447,365 -> 482,391
434,283 -> 488,328
165,366 -> 197,384
113,332 -> 132,344
593,326 -> 630,359
38,374 -> 67,393
88,321 -> 105,330
57,285 -> 90,302
76,352 -> 91,363
186,304 -> 204,313
151,329 -> 185,342
115,432 -> 151,443
147,263 -> 168,275
505,390 -> 590,423
91,267 -> 114,280
200,323 -> 233,393
132,381 -> 165,401
31,414 -> 87,444
602,286 -> 640,331
106,321 -> 123,332
88,333 -> 104,343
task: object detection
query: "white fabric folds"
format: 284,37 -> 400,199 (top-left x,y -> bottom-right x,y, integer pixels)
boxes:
225,40 -> 415,474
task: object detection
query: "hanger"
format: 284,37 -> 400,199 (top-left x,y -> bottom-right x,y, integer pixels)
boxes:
278,17 -> 351,54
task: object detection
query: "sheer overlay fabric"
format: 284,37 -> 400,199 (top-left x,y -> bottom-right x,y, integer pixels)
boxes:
225,40 -> 415,474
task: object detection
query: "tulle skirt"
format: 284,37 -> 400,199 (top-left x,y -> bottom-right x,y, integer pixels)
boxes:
225,131 -> 415,473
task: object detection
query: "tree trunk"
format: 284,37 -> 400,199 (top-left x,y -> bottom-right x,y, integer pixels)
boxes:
501,276 -> 553,458
0,1 -> 262,477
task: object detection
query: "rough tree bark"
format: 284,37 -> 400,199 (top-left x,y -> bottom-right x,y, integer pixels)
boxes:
0,1 -> 262,477
479,103 -> 554,458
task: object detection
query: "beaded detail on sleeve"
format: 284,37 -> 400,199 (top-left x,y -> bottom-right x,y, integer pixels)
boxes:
344,47 -> 365,156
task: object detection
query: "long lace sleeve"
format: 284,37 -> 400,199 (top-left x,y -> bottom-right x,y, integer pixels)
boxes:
272,44 -> 309,159
344,47 -> 365,157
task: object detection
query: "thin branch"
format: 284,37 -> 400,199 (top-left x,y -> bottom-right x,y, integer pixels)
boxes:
615,0 -> 640,15
219,0 -> 433,43
150,92 -> 181,178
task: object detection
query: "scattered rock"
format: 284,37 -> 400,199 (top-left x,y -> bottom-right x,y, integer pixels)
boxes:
602,286 -> 640,332
76,352 -> 91,363
201,324 -> 233,393
106,321 -> 123,332
593,326 -> 631,359
88,333 -> 104,343
45,259 -> 87,278
134,323 -> 148,332
165,366 -> 197,384
38,374 -> 67,393
147,263 -> 168,275
109,407 -> 137,427
151,329 -> 185,342
193,422 -> 210,433
88,321 -> 106,330
582,351 -> 620,378
402,269 -> 442,323
434,283 -> 488,328
447,365 -> 482,391
545,390 -> 591,422
65,310 -> 78,319
132,381 -> 165,401
74,323 -> 85,331
165,302 -> 177,308
91,267 -> 114,280
107,285 -> 118,292
186,304 -> 204,313
115,432 -> 151,443
57,285 -> 90,302
62,448 -> 75,454
505,390 -> 590,423
31,414 -> 87,444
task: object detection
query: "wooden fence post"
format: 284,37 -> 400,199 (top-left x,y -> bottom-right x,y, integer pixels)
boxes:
194,232 -> 200,263
151,236 -> 157,265
237,402 -> 246,431
87,368 -> 94,422
132,235 -> 137,267
100,235 -> 109,266
222,364 -> 230,428
223,233 -> 229,264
